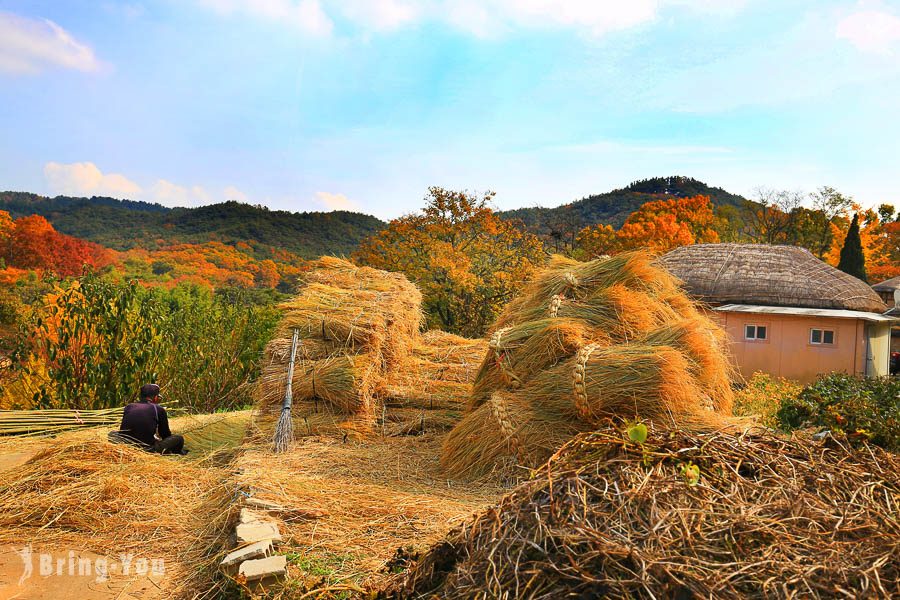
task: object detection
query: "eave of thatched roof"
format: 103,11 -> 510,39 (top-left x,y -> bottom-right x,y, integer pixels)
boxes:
658,244 -> 887,314
873,276 -> 900,293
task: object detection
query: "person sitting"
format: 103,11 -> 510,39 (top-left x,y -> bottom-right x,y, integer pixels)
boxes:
109,383 -> 187,455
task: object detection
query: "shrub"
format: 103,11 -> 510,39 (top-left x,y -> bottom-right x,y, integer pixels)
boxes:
733,372 -> 801,428
776,373 -> 900,451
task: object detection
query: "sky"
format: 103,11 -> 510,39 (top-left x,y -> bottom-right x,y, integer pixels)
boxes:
0,0 -> 899,220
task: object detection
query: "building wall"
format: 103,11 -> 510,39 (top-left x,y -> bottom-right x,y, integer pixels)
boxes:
717,311 -> 874,384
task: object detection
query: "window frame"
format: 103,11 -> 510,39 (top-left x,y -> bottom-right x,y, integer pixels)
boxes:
809,328 -> 836,347
744,323 -> 769,342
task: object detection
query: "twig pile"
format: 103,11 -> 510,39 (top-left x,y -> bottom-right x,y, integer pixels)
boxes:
383,425 -> 900,599
442,252 -> 738,476
258,257 -> 424,423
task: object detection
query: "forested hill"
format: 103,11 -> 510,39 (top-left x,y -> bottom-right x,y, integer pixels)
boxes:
0,192 -> 385,258
501,176 -> 748,239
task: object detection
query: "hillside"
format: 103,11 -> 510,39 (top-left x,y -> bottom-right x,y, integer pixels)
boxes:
0,192 -> 385,259
501,176 -> 748,243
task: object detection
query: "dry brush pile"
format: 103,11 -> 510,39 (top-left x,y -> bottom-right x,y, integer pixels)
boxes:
442,252 -> 739,477
258,257 -> 424,422
383,425 -> 900,599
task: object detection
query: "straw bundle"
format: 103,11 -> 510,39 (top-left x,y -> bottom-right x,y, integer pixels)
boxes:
442,251 -> 738,476
0,407 -> 124,437
384,426 -> 900,599
380,330 -> 488,410
260,257 -> 424,421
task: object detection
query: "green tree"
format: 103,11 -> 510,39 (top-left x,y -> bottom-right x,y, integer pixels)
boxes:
837,214 -> 867,282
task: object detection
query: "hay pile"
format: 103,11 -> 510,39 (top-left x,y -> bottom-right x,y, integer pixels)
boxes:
383,425 -> 900,599
258,257 -> 423,421
382,330 -> 488,410
442,252 -> 737,476
0,439 -> 233,595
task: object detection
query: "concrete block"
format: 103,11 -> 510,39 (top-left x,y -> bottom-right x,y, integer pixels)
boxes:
220,540 -> 273,570
239,508 -> 268,525
235,521 -> 283,544
246,497 -> 286,512
239,555 -> 287,582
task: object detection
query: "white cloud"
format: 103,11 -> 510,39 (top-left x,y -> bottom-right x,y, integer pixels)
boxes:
194,0 -> 749,38
836,4 -> 900,54
315,191 -> 360,211
42,161 -> 227,208
147,179 -> 211,207
0,12 -> 101,75
223,185 -> 249,202
197,0 -> 332,35
44,162 -> 141,198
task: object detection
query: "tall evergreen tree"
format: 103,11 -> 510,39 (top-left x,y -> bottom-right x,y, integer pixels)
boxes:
837,213 -> 867,282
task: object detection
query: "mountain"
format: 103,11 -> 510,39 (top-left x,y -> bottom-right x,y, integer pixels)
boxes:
500,176 -> 749,246
0,192 -> 385,259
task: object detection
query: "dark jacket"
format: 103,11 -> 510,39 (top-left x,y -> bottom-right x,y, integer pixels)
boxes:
118,400 -> 171,447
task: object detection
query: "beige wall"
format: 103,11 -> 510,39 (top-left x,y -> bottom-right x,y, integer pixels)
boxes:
716,311 -> 883,384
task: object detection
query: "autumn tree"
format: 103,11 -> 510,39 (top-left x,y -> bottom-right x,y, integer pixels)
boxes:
838,214 -> 867,282
576,195 -> 719,257
354,187 -> 545,336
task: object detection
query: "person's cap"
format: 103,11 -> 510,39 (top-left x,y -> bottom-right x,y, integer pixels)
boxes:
140,383 -> 161,399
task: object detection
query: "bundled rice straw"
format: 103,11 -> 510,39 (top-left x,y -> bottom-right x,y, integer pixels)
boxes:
442,251 -> 738,476
383,425 -> 900,599
259,257 -> 424,422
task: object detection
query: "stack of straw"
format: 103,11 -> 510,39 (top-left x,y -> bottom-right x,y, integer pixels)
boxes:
257,257 -> 424,422
383,426 -> 900,599
0,407 -> 124,437
380,330 -> 488,410
441,252 -> 737,476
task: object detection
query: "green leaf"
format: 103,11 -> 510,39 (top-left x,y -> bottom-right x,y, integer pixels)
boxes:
627,422 -> 648,444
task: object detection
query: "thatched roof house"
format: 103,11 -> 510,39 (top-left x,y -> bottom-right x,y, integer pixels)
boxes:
659,244 -> 886,313
872,276 -> 900,310
659,244 -> 895,383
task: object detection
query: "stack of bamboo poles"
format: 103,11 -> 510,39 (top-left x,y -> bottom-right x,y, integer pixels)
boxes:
441,252 -> 738,477
0,407 -> 125,437
257,257 -> 424,424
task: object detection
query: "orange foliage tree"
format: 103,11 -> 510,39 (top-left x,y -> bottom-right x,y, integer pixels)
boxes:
826,206 -> 900,283
0,212 -> 113,277
577,195 -> 720,257
355,187 -> 545,336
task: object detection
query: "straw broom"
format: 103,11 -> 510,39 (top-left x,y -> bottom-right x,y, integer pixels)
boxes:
273,328 -> 300,453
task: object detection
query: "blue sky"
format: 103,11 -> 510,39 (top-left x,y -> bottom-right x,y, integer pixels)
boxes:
1,0 -> 899,219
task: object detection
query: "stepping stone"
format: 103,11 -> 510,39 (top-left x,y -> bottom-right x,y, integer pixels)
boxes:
235,521 -> 283,544
239,555 -> 287,582
220,540 -> 273,570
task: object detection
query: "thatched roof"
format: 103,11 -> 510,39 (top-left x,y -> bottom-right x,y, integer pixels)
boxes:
873,276 -> 900,293
659,244 -> 887,314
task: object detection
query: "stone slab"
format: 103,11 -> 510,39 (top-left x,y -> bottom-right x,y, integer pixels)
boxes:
220,539 -> 273,569
239,555 -> 287,582
235,521 -> 282,544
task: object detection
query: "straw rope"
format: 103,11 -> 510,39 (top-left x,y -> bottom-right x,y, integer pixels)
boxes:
573,343 -> 599,421
489,327 -> 522,389
487,392 -> 520,459
548,294 -> 563,318
564,272 -> 578,287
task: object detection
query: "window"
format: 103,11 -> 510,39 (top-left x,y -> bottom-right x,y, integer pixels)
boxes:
810,328 -> 835,345
745,324 -> 767,340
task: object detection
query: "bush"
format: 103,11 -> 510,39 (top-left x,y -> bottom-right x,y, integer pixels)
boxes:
9,275 -> 279,412
776,373 -> 900,451
733,372 -> 801,428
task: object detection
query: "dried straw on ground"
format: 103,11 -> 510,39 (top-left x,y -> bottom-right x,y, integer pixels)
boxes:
386,425 -> 900,599
442,251 -> 738,477
0,438 -> 235,597
258,257 -> 424,420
